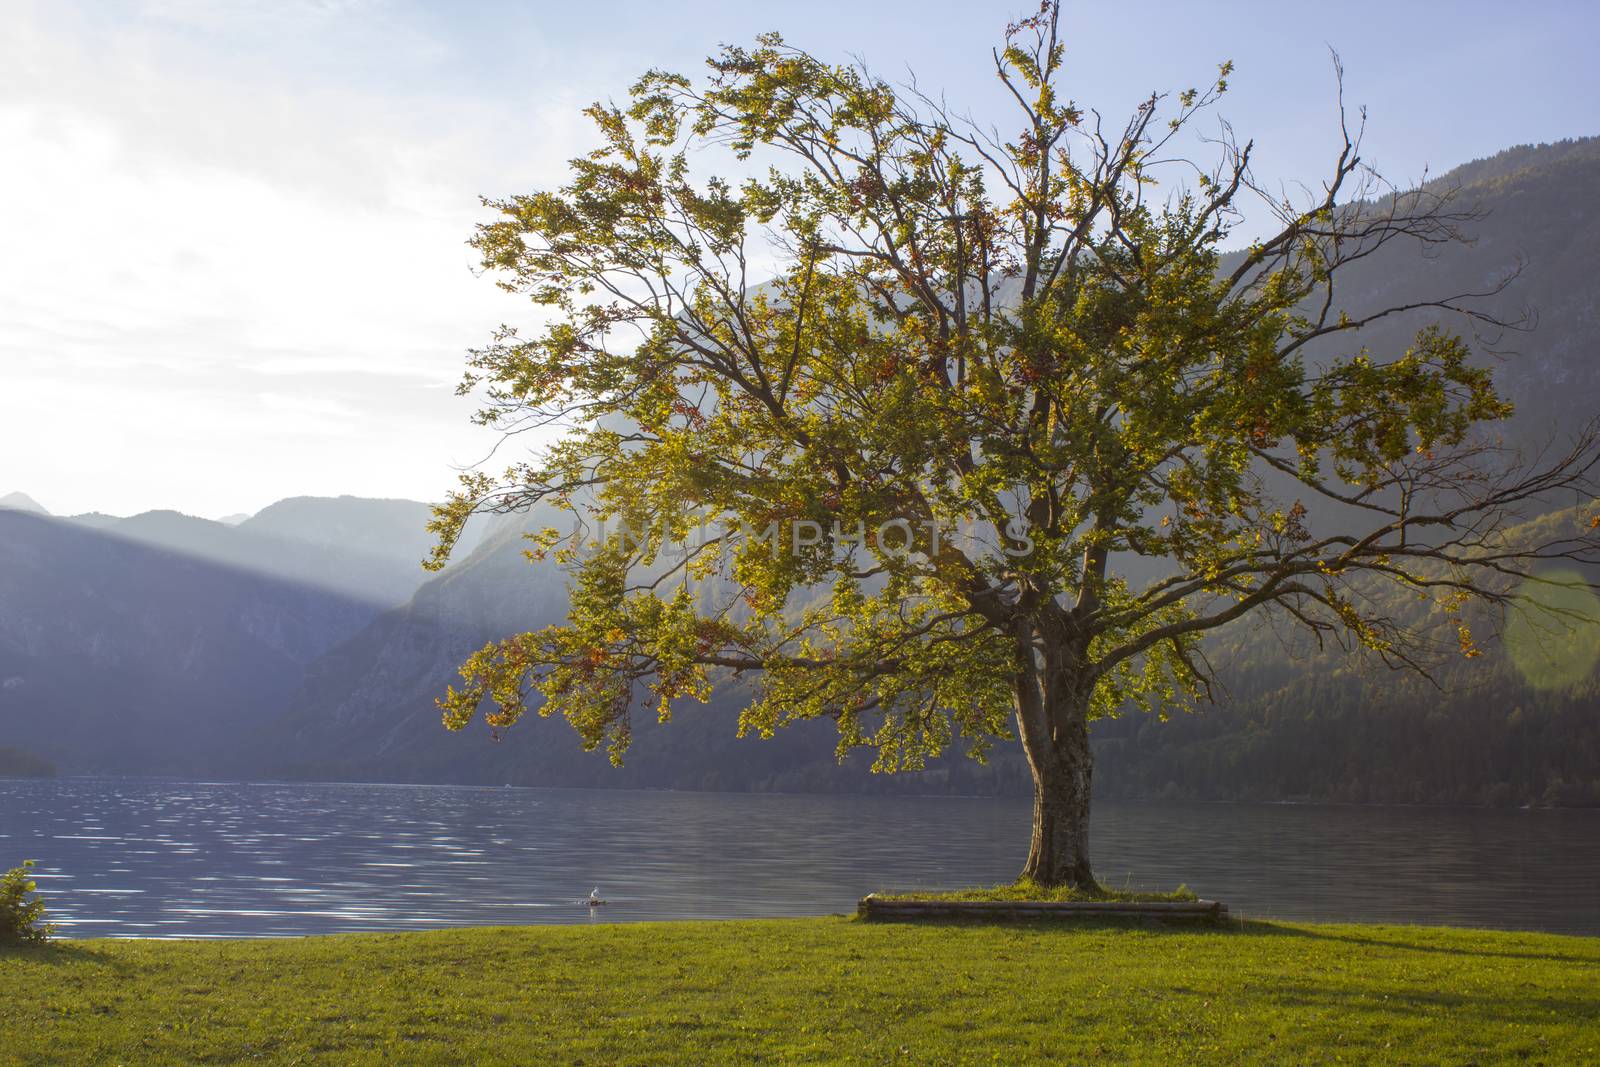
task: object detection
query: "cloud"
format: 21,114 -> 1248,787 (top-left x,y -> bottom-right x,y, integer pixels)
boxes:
0,0 -> 586,517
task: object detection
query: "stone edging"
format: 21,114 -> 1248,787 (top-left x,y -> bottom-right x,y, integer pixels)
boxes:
858,894 -> 1230,923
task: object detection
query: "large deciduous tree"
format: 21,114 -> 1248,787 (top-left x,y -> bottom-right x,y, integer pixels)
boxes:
429,2 -> 1600,887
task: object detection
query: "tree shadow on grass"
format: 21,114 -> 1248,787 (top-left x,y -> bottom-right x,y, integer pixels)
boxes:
1249,976 -> 1600,1028
0,941 -> 126,970
1234,920 -> 1600,967
862,915 -> 1600,966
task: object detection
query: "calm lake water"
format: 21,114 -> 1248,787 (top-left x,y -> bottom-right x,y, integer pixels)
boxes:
1,777 -> 1597,938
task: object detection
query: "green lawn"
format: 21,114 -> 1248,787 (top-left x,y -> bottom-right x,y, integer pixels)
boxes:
3,917 -> 1597,1065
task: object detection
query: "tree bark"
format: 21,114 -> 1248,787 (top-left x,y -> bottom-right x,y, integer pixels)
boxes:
1019,713 -> 1096,887
1013,623 -> 1098,889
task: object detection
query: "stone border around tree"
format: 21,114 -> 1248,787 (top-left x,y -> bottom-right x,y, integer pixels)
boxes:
858,894 -> 1230,924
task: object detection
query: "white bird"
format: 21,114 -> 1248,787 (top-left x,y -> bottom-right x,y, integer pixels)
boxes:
588,887 -> 606,906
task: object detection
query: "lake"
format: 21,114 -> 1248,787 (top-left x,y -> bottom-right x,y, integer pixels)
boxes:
2,778 -> 1596,937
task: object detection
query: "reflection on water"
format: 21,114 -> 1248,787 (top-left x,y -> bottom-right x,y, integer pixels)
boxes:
1,778 -> 1596,937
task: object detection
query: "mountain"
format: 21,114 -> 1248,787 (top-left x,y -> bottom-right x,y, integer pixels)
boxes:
266,510 -> 851,789
268,138 -> 1600,803
104,502 -> 444,606
0,492 -> 47,514
0,510 -> 389,774
3,493 -> 453,605
0,495 -> 459,776
65,513 -> 124,530
240,495 -> 457,564
1091,503 -> 1600,808
1333,137 -> 1600,441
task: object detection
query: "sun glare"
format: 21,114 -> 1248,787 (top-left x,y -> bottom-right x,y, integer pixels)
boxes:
1505,568 -> 1600,691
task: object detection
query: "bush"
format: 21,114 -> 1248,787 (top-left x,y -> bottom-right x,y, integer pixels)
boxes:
1,861 -> 55,943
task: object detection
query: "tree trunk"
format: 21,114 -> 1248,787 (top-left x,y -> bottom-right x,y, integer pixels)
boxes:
1019,712 -> 1096,888
1013,624 -> 1098,889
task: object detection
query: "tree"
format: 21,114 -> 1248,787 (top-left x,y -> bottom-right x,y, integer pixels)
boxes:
428,2 -> 1600,887
0,861 -> 54,944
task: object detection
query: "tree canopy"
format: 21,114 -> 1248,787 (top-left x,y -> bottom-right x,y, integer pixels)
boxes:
428,2 -> 1599,884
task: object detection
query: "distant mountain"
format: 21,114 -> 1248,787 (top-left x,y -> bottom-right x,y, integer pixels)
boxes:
0,492 -> 47,514
268,137 -> 1600,803
2,493 -> 467,603
1424,137 -> 1600,195
1329,136 -> 1600,442
269,510 -> 862,789
0,495 -> 458,776
99,499 -> 447,607
266,512 -> 573,782
65,513 -> 124,530
0,509 -> 391,775
243,496 -> 438,559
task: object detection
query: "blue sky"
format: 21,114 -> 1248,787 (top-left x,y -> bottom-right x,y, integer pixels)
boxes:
2,0 -> 1596,518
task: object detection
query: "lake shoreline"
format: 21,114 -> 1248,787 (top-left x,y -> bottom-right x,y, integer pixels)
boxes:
20,771 -> 1600,811
40,909 -> 1600,943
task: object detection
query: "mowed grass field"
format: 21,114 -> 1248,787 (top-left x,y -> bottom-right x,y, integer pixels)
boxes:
3,917 -> 1597,1065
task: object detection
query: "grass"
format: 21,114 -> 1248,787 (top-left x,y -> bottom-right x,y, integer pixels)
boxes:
875,878 -> 1200,903
3,917 -> 1598,1065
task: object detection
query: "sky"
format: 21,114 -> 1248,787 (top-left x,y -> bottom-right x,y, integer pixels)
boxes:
2,0 -> 1597,520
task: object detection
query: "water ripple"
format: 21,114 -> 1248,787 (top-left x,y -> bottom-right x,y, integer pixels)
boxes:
0,778 -> 1596,937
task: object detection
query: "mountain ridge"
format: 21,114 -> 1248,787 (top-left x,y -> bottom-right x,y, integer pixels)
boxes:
0,491 -> 48,514
0,494 -> 472,775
